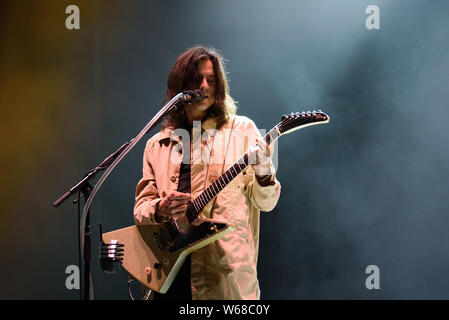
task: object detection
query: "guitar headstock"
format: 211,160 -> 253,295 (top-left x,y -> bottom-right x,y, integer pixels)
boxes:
278,110 -> 330,135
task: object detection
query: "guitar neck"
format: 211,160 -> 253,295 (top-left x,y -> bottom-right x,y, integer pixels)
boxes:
186,125 -> 280,223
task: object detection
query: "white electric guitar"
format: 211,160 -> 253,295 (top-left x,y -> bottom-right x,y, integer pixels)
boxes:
101,110 -> 330,293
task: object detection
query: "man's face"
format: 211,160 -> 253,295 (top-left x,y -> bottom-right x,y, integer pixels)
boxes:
191,58 -> 216,112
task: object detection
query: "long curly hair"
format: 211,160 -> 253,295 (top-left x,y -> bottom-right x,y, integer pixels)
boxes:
162,46 -> 237,130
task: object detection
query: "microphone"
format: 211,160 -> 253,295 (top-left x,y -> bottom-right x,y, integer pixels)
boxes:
182,90 -> 206,103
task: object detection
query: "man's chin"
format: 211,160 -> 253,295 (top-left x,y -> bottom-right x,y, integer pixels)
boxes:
193,102 -> 213,111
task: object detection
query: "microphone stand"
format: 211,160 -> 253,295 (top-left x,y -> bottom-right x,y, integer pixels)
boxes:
53,92 -> 186,300
53,140 -> 132,300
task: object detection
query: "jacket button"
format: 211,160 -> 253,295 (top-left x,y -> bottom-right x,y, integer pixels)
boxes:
171,176 -> 176,183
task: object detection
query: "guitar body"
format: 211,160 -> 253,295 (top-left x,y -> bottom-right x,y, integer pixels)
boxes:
102,219 -> 234,293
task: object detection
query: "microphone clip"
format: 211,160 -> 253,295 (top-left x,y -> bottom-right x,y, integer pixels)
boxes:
182,90 -> 205,103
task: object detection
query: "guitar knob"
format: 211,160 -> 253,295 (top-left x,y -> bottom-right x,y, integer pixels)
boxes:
145,266 -> 152,275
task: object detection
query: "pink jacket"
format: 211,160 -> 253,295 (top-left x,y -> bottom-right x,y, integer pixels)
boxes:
134,115 -> 281,299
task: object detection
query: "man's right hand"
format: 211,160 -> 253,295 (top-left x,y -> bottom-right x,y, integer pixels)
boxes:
155,191 -> 191,222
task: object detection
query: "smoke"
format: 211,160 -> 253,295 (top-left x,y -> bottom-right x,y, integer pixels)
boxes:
2,0 -> 449,299
257,0 -> 449,299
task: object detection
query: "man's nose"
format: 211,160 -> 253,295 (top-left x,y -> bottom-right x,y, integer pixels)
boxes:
200,77 -> 208,89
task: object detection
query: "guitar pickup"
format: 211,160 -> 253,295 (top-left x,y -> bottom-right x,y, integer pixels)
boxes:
165,219 -> 180,239
153,232 -> 166,251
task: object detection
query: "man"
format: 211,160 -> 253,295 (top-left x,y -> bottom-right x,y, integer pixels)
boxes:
134,46 -> 281,300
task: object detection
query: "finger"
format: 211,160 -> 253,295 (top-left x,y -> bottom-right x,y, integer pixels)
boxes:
167,192 -> 191,200
255,136 -> 266,146
172,211 -> 187,219
255,137 -> 267,147
170,205 -> 188,217
166,196 -> 190,203
171,191 -> 190,197
168,197 -> 189,204
256,138 -> 272,156
168,200 -> 189,209
173,204 -> 188,213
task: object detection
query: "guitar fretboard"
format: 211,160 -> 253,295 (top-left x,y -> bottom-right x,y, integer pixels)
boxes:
186,126 -> 280,223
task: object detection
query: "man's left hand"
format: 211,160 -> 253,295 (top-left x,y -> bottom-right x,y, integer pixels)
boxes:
250,137 -> 274,177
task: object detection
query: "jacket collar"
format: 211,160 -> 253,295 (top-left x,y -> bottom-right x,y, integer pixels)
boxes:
157,115 -> 218,143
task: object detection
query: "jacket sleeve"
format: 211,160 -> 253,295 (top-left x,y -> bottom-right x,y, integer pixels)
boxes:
133,140 -> 162,225
243,119 -> 281,212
